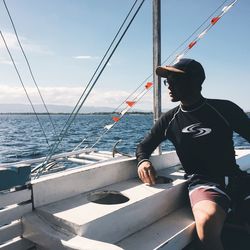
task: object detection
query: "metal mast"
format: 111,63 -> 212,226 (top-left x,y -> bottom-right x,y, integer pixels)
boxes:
153,0 -> 162,154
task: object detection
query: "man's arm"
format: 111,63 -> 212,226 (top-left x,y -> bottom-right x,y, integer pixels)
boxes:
227,101 -> 250,142
136,115 -> 168,185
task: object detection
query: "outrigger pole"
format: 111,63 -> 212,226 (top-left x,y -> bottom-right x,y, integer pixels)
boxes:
153,0 -> 162,154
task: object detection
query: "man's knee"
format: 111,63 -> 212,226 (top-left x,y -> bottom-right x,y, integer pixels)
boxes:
192,200 -> 226,241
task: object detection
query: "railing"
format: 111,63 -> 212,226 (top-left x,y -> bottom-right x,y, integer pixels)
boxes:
0,163 -> 34,249
0,186 -> 34,250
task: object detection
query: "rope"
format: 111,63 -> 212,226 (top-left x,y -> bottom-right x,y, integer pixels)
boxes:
113,0 -> 231,114
0,31 -> 51,146
35,0 -> 146,178
59,0 -> 140,131
73,0 -> 239,150
170,0 -> 239,64
161,0 -> 230,66
2,0 -> 57,135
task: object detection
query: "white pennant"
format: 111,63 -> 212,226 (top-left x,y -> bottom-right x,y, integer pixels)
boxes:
104,124 -> 114,130
198,29 -> 208,39
121,106 -> 130,116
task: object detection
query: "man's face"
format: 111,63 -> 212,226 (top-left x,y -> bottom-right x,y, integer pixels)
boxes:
164,74 -> 191,102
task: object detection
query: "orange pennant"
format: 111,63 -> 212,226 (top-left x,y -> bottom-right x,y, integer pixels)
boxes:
188,41 -> 197,49
112,116 -> 120,122
211,16 -> 220,25
126,101 -> 135,107
145,82 -> 153,89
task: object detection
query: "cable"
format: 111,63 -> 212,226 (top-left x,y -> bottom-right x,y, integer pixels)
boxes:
73,0 -> 238,150
3,0 -> 57,135
35,0 -> 146,177
112,0 -> 231,114
0,31 -> 51,147
161,0 -> 229,66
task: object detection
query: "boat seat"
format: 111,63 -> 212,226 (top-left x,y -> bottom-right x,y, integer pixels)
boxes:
22,212 -> 122,250
117,207 -> 195,250
22,166 -> 196,249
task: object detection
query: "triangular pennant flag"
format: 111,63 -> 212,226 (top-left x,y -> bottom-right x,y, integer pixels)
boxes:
104,124 -> 114,130
126,101 -> 135,107
188,41 -> 197,49
145,82 -> 153,89
112,116 -> 120,122
175,53 -> 184,63
222,4 -> 234,13
198,30 -> 207,39
121,107 -> 130,116
211,16 -> 220,25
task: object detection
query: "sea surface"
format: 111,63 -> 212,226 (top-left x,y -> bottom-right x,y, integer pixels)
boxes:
0,114 -> 249,165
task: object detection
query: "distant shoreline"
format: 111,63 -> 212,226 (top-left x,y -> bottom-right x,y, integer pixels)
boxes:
0,111 -> 249,116
0,112 -> 153,115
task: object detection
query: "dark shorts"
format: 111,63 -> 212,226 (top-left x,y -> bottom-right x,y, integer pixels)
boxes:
186,173 -> 250,222
187,174 -> 231,213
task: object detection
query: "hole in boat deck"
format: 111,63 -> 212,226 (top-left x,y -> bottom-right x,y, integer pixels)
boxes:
87,190 -> 129,205
155,176 -> 173,184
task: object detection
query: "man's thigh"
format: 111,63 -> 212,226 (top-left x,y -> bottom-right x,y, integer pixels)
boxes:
188,177 -> 231,213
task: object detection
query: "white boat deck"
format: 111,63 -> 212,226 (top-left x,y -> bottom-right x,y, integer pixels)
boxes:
36,167 -> 187,241
23,164 -> 196,250
1,149 -> 249,249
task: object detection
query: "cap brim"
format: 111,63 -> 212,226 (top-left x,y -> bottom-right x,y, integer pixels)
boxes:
156,66 -> 185,78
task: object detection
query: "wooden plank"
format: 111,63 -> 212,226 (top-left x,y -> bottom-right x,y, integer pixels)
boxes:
0,237 -> 34,250
0,189 -> 31,208
0,203 -> 32,226
0,221 -> 22,245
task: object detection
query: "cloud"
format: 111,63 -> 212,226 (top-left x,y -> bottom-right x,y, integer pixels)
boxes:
0,85 -> 152,110
0,58 -> 12,65
73,55 -> 99,60
73,55 -> 112,67
0,31 -> 53,55
0,32 -> 19,49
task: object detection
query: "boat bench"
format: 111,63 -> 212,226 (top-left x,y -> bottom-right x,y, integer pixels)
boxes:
23,166 -> 196,250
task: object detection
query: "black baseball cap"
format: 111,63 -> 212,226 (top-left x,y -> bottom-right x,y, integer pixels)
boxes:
156,58 -> 206,85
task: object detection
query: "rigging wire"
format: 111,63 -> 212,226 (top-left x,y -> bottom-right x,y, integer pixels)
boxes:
73,0 -> 239,150
161,0 -> 230,65
0,31 -> 51,147
88,83 -> 152,149
35,0 -> 146,178
170,0 -> 238,64
40,0 -> 140,153
61,0 -> 140,123
2,0 -> 57,135
113,0 -> 231,114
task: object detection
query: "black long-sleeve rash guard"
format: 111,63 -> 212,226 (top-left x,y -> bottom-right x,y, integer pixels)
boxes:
136,98 -> 250,178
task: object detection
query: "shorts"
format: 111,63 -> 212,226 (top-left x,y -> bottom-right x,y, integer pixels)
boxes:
186,173 -> 250,224
187,174 -> 231,213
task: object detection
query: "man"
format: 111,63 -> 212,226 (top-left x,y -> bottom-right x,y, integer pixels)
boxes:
136,58 -> 250,250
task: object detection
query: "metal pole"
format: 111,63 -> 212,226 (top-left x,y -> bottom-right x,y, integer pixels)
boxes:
153,0 -> 162,154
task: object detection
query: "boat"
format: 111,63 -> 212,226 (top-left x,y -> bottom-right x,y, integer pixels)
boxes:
0,1 -> 249,249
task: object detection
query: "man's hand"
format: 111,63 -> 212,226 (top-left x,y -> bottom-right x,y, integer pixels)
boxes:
137,161 -> 156,185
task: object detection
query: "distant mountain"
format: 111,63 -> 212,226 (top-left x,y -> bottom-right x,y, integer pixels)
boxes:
0,104 -> 148,113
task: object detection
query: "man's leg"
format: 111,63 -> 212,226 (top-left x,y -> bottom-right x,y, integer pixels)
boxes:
192,200 -> 227,250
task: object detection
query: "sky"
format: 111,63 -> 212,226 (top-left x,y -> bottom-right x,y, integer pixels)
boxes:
0,0 -> 250,112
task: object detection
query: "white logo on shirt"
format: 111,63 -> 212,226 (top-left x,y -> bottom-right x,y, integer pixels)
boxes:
182,123 -> 211,138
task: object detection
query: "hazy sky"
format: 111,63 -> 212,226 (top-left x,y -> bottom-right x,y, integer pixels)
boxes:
0,0 -> 250,111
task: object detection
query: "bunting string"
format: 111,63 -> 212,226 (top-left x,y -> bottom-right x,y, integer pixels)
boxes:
73,81 -> 153,151
73,0 -> 238,151
171,0 -> 238,64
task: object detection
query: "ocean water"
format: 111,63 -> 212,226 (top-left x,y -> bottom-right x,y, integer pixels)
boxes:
0,114 -> 249,164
